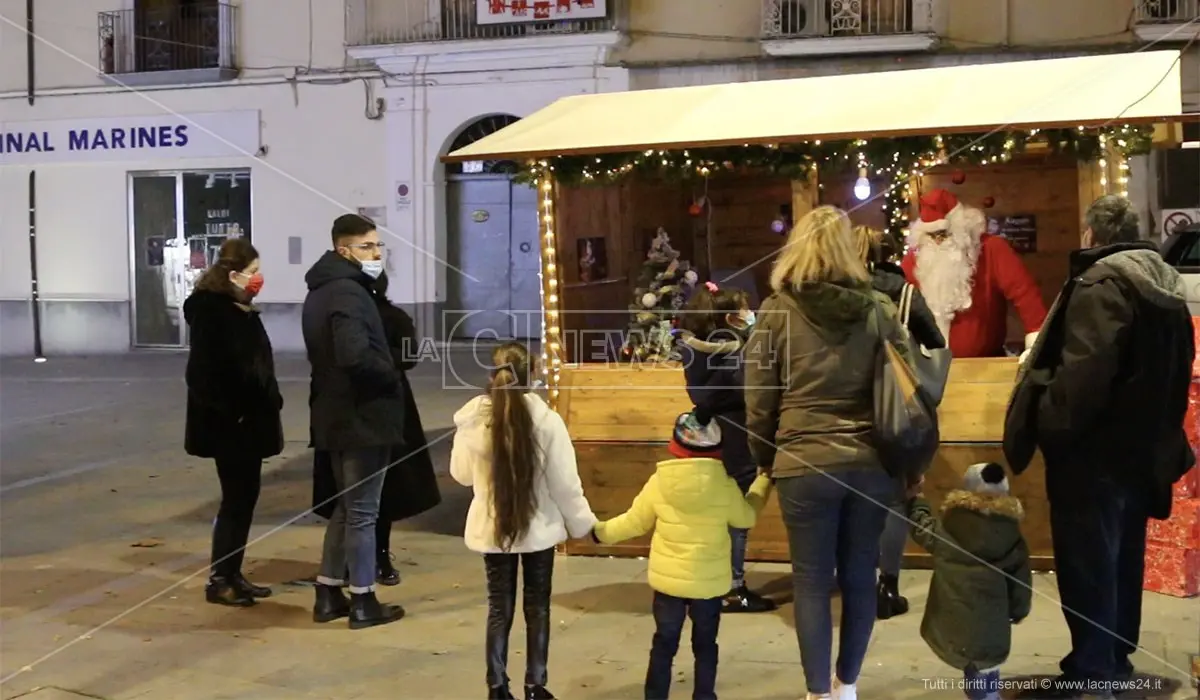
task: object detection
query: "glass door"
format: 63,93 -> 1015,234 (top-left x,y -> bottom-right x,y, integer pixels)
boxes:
130,174 -> 184,346
129,170 -> 252,347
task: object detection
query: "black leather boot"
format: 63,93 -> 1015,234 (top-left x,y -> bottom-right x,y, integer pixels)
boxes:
876,573 -> 909,620
206,576 -> 255,607
313,583 -> 350,623
722,584 -> 778,613
232,573 -> 272,599
524,685 -> 556,700
348,591 -> 405,630
488,686 -> 515,700
376,550 -> 400,586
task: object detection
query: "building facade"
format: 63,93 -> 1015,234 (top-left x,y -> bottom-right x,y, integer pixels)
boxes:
0,0 -> 1196,356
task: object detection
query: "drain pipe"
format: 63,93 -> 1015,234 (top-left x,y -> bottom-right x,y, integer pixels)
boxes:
26,0 -> 34,105
29,171 -> 45,362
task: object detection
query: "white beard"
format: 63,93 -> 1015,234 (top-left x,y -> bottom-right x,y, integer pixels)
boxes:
913,236 -> 980,339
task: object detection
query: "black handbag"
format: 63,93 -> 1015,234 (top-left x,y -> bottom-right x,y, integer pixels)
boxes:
871,286 -> 952,480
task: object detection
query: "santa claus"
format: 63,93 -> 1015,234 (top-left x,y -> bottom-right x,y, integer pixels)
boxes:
901,189 -> 1047,358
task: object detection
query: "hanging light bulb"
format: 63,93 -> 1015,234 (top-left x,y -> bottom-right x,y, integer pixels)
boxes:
853,167 -> 871,201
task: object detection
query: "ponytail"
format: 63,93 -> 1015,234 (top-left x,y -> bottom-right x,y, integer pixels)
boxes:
488,343 -> 539,552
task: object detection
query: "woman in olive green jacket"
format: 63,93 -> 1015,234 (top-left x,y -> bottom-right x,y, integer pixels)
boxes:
908,462 -> 1032,700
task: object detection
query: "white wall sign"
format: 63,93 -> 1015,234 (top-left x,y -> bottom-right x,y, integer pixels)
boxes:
0,110 -> 260,166
394,181 -> 411,211
476,0 -> 608,25
1162,208 -> 1200,237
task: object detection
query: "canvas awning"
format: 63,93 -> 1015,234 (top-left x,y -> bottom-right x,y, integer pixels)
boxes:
445,51 -> 1184,162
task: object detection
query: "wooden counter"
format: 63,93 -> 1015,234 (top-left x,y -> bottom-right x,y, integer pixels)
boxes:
557,358 -> 1053,570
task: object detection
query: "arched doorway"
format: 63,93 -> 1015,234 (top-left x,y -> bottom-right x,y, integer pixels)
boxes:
444,115 -> 540,341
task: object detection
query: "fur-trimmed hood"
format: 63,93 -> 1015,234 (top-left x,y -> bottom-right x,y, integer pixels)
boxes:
941,490 -> 1024,520
939,489 -> 1026,563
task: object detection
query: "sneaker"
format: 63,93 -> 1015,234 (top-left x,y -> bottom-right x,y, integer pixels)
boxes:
832,681 -> 856,700
723,585 -> 777,613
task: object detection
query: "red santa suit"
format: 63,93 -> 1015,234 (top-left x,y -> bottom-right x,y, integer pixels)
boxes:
901,189 -> 1047,358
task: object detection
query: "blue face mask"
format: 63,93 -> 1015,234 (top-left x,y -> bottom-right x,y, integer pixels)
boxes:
360,259 -> 384,279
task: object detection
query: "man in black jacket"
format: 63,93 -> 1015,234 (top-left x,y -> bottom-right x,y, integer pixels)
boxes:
303,213 -> 407,630
1005,196 -> 1195,697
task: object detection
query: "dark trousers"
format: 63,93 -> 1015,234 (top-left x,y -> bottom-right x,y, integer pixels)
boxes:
376,519 -> 391,552
645,592 -> 721,700
1049,475 -> 1147,685
484,548 -> 554,690
776,469 -> 893,695
210,455 -> 263,578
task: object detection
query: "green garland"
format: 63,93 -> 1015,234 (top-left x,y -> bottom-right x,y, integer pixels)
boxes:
516,124 -> 1153,242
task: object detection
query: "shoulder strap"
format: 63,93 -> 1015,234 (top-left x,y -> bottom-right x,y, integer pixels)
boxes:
898,284 -> 913,327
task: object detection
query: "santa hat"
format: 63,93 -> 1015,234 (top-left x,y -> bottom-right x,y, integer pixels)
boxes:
962,462 -> 1009,496
910,188 -> 963,238
668,411 -> 723,459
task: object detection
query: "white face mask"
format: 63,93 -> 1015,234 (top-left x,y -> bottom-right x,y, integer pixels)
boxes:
360,259 -> 384,279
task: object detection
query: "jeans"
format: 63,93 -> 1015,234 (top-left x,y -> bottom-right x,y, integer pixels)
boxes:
210,455 -> 263,578
963,665 -> 1001,700
484,548 -> 554,690
1048,475 -> 1146,685
645,592 -> 721,700
776,469 -> 894,695
729,527 -> 748,589
317,447 -> 388,592
878,479 -> 908,577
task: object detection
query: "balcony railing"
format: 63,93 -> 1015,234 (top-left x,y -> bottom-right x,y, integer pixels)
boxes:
1134,0 -> 1200,23
762,0 -> 933,39
98,1 -> 237,80
345,0 -> 625,47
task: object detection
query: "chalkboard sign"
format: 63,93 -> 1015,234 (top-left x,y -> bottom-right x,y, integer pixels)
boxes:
988,215 -> 1037,253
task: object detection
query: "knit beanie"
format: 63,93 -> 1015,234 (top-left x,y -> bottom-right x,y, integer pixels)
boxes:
962,462 -> 1009,496
668,411 -> 723,459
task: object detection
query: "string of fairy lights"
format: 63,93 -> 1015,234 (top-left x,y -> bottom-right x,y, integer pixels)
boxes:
536,176 -> 563,407
520,125 -> 1151,242
529,125 -> 1149,394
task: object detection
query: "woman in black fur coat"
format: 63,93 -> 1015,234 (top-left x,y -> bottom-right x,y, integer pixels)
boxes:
184,238 -> 284,607
311,271 -> 441,585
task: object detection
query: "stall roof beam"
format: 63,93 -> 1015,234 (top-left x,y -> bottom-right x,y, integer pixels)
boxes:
445,51 -> 1184,163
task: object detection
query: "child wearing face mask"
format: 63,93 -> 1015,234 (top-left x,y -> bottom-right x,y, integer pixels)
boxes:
675,281 -> 776,614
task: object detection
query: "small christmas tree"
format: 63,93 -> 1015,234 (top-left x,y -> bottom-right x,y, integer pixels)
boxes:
620,227 -> 698,363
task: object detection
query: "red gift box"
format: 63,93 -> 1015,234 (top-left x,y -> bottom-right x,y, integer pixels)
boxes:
1143,543 -> 1200,597
1148,499 -> 1200,548
1176,467 -> 1199,500
1191,317 -> 1200,378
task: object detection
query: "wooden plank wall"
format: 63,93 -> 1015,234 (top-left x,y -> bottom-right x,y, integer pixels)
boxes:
558,360 -> 1055,569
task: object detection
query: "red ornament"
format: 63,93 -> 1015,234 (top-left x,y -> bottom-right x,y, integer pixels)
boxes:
688,202 -> 704,217
951,169 -> 966,185
982,196 -> 995,209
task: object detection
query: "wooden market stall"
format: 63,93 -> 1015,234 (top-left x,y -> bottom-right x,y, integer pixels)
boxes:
445,51 -> 1187,571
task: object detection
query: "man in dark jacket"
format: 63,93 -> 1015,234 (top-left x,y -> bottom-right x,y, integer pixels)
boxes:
303,213 -> 407,630
1005,196 -> 1195,696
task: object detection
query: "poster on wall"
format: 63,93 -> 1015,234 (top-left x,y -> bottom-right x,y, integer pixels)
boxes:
988,214 -> 1037,253
577,237 -> 608,283
1162,208 -> 1200,238
394,182 -> 411,211
476,0 -> 608,25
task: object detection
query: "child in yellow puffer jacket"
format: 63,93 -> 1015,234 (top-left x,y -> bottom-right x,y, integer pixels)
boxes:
594,411 -> 772,700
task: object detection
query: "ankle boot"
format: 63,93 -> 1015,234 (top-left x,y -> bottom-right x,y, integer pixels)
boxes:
488,686 -> 515,700
525,685 -> 556,700
348,591 -> 405,630
232,573 -> 272,599
376,549 -> 400,586
876,574 -> 909,620
206,576 -> 255,607
313,583 -> 350,623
